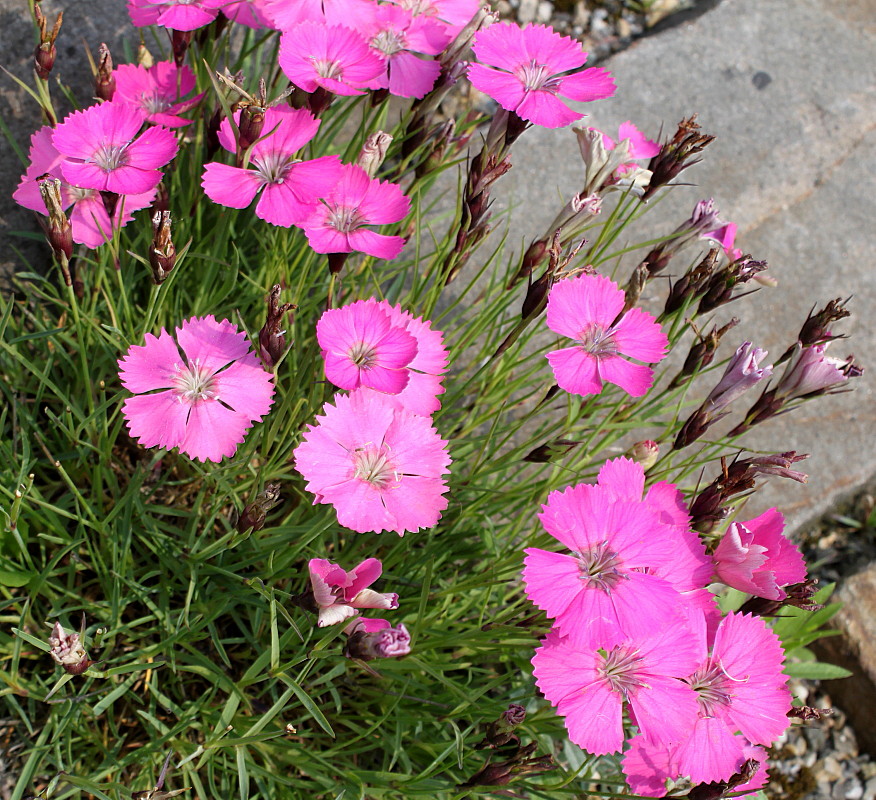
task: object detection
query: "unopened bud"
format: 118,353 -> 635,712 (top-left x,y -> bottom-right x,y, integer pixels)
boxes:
237,482 -> 282,533
238,103 -> 265,154
171,29 -> 192,67
344,619 -> 411,661
95,42 -> 115,101
258,285 -> 294,369
149,211 -> 176,283
625,440 -> 659,470
137,42 -> 154,68
34,6 -> 62,80
48,622 -> 92,675
357,131 -> 393,178
474,704 -> 527,750
523,439 -> 577,463
38,175 -> 73,262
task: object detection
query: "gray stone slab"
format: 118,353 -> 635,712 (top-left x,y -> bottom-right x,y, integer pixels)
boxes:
500,0 -> 876,534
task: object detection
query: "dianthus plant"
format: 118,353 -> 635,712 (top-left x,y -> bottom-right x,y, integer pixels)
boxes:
1,3 -> 858,800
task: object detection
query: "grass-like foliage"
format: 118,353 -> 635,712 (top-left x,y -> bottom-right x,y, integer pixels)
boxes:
0,3 -> 859,799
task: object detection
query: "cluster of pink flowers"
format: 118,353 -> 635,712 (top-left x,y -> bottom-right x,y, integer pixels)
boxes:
306,556 -> 410,659
293,298 -> 451,535
523,455 -> 807,792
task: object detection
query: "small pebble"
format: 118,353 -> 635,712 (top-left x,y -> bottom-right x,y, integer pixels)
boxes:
536,0 -> 553,24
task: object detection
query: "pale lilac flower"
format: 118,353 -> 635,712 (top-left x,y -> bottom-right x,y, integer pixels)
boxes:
13,127 -> 156,249
706,342 -> 773,412
48,622 -> 92,675
52,103 -> 177,196
532,624 -> 700,756
202,106 -> 343,227
360,4 -> 452,98
308,557 -> 399,627
118,316 -> 275,463
344,618 -> 411,660
293,389 -> 451,535
545,273 -> 668,398
300,164 -> 410,259
113,61 -> 205,128
128,0 -> 227,30
713,508 -> 807,601
774,342 -> 853,400
278,22 -> 385,96
468,23 -> 615,128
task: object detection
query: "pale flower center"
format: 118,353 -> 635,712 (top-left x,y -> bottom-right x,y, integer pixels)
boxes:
371,28 -> 407,57
516,59 -> 563,94
252,151 -> 297,185
68,186 -> 95,203
141,92 -> 172,114
312,58 -> 343,81
352,444 -> 398,490
598,644 -> 646,696
348,341 -> 378,369
573,541 -> 625,592
686,661 -> 740,717
92,141 -> 130,172
326,204 -> 367,234
578,324 -> 619,358
171,359 -> 218,404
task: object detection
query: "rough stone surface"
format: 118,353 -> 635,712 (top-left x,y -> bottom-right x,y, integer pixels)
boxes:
499,0 -> 876,535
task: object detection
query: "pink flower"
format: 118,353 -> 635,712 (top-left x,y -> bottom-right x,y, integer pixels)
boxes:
128,0 -> 227,30
202,106 -> 343,227
113,61 -> 205,128
523,482 -> 691,650
118,316 -> 275,463
702,220 -> 744,262
300,164 -> 410,259
308,557 -> 399,626
545,273 -> 668,398
673,610 -> 790,784
532,624 -> 700,756
713,508 -> 806,601
774,342 -> 852,400
222,0 -> 274,28
13,127 -> 156,249
52,103 -> 177,196
317,299 -> 419,394
360,4 -> 452,98
344,618 -> 412,660
363,301 -> 449,416
705,341 -> 773,412
468,23 -> 615,128
263,0 -> 374,29
388,0 -> 482,30
278,22 -> 385,96
601,121 -> 660,161
293,389 -> 451,535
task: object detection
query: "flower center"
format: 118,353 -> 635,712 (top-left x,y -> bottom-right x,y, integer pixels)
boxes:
578,324 -> 619,358
253,152 -> 297,185
171,359 -> 218,404
92,141 -> 130,172
685,662 -> 735,717
312,58 -> 343,81
352,444 -> 397,489
68,186 -> 95,203
573,541 -> 625,592
598,644 -> 646,696
326,204 -> 367,234
371,28 -> 407,58
141,92 -> 172,114
348,341 -> 378,369
516,59 -> 563,94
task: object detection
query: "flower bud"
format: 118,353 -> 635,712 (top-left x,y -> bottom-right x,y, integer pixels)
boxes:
779,297 -> 851,362
706,342 -> 773,412
37,175 -> 73,262
258,285 -> 294,369
738,578 -> 822,616
357,131 -> 393,178
236,482 -> 281,533
669,318 -> 739,388
149,211 -> 176,284
237,103 -> 266,155
461,742 -> 555,788
137,42 -> 155,68
642,114 -> 714,201
474,704 -> 527,750
440,7 -> 496,71
34,5 -> 62,80
344,619 -> 410,660
95,43 -> 115,101
625,440 -> 659,470
48,621 -> 92,675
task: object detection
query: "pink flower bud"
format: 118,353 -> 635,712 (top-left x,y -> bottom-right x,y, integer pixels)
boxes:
48,622 -> 91,675
625,440 -> 659,470
356,131 -> 393,178
344,619 -> 410,660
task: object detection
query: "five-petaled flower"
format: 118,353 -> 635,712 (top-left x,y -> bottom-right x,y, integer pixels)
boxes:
308,557 -> 399,626
112,61 -> 205,128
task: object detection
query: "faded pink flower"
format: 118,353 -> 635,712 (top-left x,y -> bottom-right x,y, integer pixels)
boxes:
293,389 -> 451,535
360,4 -> 452,98
468,22 -> 615,128
344,618 -> 411,659
308,557 -> 399,626
118,315 -> 275,463
202,106 -> 343,227
48,622 -> 92,675
300,164 -> 410,259
774,342 -> 853,400
705,341 -> 773,412
52,103 -> 177,196
713,508 -> 806,601
113,61 -> 205,128
532,624 -> 700,756
316,299 -> 419,394
128,0 -> 227,30
523,482 -> 691,650
278,22 -> 384,96
13,126 -> 156,249
702,220 -> 743,262
545,273 -> 668,398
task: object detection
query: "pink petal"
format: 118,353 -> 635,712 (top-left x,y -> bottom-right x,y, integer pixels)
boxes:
559,67 -> 616,103
346,229 -> 406,259
125,126 -> 179,170
347,557 -> 383,597
546,346 -> 602,396
613,307 -> 669,363
558,686 -> 624,755
70,195 -> 114,248
202,162 -> 261,209
118,328 -> 184,392
212,358 -> 275,421
546,273 -> 626,337
471,21 -> 526,67
122,391 -> 188,450
176,315 -> 252,373
597,456 -> 645,500
388,51 -> 441,98
629,676 -> 699,749
522,548 -> 586,619
256,181 -> 313,227
521,23 -> 588,73
179,400 -> 252,462
674,716 -> 746,785
617,121 -> 660,160
156,4 -> 219,30
597,356 -> 655,397
466,63 -> 526,113
516,89 -> 582,128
